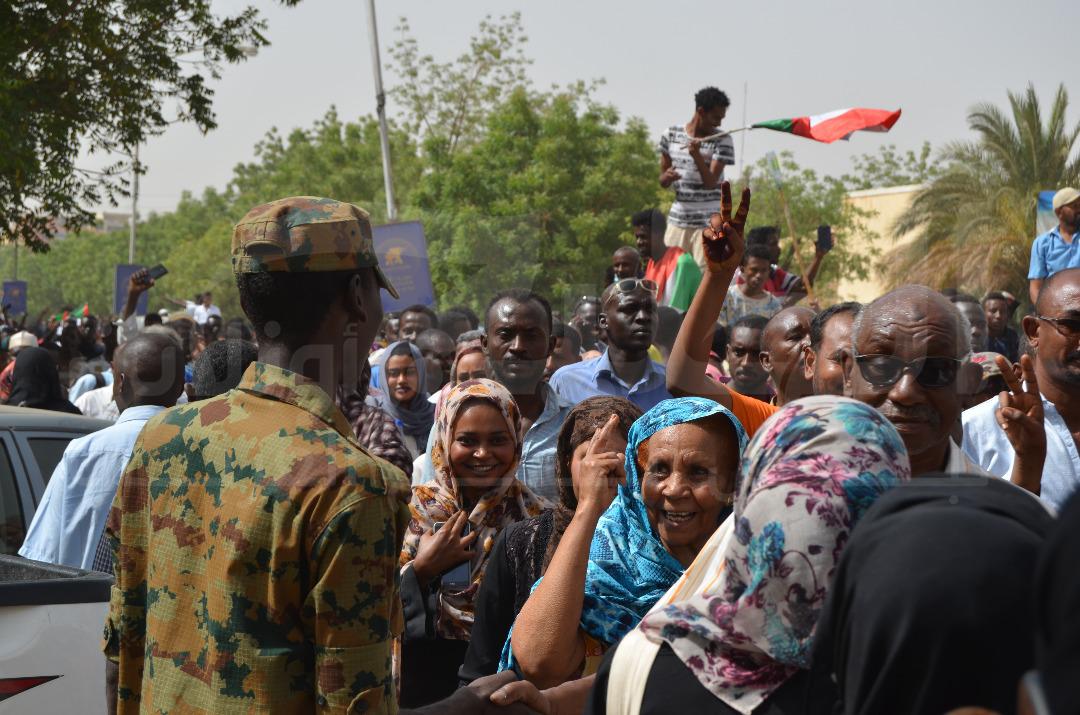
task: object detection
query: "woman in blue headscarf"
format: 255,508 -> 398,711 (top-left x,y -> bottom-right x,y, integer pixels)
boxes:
376,340 -> 436,458
506,397 -> 747,688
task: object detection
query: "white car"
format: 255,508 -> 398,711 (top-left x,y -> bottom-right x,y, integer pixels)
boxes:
0,406 -> 113,713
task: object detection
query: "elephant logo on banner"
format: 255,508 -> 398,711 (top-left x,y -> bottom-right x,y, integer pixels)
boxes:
385,246 -> 407,266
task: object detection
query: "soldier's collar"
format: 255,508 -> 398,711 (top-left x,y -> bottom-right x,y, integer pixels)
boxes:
237,362 -> 354,436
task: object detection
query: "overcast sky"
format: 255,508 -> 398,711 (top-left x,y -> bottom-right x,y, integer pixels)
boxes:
119,0 -> 1080,215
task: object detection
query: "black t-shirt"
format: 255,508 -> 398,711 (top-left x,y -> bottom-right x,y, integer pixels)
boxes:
586,641 -> 837,715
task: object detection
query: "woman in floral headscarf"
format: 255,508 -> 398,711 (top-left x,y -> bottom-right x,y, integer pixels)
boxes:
586,395 -> 912,715
398,378 -> 546,706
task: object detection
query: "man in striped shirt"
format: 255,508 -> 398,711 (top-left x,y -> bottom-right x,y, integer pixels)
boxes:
658,86 -> 736,269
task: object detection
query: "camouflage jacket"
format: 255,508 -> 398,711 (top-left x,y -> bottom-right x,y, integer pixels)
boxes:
102,362 -> 411,714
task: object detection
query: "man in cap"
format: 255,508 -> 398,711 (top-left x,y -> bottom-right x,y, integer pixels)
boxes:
103,197 -> 418,713
1029,187 -> 1080,306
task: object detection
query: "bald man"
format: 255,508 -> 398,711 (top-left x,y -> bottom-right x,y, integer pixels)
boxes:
760,306 -> 814,406
965,267 -> 1080,509
611,246 -> 642,281
843,285 -> 977,477
19,332 -> 186,570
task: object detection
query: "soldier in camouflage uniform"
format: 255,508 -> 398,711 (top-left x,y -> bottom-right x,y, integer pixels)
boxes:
102,197 -> 412,713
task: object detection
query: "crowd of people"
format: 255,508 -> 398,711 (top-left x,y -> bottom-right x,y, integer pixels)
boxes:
5,88 -> 1080,715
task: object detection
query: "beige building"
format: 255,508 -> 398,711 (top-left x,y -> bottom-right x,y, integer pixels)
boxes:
834,184 -> 924,303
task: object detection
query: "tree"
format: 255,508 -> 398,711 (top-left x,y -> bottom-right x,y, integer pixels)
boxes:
0,0 -> 288,249
889,84 -> 1080,298
388,13 -> 532,166
0,110 -> 421,319
841,142 -> 942,191
733,153 -> 881,304
409,87 -> 657,313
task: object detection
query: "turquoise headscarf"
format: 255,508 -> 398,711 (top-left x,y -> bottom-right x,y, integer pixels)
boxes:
580,396 -> 748,645
498,397 -> 749,673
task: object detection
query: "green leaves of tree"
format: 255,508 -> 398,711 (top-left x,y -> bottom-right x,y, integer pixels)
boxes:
0,0 -> 275,248
890,83 -> 1080,298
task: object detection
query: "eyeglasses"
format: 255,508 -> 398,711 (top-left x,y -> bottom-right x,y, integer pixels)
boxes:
1035,315 -> 1080,339
611,278 -> 658,297
854,354 -> 962,389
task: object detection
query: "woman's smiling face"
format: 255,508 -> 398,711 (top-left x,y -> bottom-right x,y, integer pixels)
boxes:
448,400 -> 517,490
639,417 -> 740,567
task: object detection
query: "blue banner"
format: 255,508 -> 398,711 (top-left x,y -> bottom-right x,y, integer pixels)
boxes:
372,221 -> 435,312
2,281 -> 27,315
1037,190 -> 1057,236
114,264 -> 149,316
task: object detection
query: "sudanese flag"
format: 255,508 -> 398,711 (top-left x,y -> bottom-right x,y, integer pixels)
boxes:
753,108 -> 900,143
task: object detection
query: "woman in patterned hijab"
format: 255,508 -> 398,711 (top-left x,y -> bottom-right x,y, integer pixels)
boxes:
594,395 -> 912,715
398,378 -> 546,705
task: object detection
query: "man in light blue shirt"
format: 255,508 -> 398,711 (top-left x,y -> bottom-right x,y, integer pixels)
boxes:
19,332 -> 185,570
550,278 -> 671,411
1029,187 -> 1080,306
964,268 -> 1080,510
68,368 -> 112,403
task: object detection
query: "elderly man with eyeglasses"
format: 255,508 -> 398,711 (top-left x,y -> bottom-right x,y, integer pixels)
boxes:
548,277 -> 672,410
964,268 -> 1080,509
838,285 -> 1044,493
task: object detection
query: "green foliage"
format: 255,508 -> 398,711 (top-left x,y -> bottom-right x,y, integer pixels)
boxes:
1,11 -> 888,320
388,13 -> 532,165
891,84 -> 1080,297
1,111 -> 421,319
841,142 -> 943,191
411,88 -> 657,313
735,152 -> 880,302
0,0 -> 285,248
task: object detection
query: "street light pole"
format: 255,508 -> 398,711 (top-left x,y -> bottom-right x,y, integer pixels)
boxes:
365,0 -> 397,221
129,144 -> 139,263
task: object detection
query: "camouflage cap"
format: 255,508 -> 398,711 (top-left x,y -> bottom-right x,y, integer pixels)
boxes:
232,196 -> 399,299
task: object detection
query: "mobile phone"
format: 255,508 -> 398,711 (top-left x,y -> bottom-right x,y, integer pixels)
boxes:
432,520 -> 472,591
147,264 -> 169,280
816,225 -> 834,253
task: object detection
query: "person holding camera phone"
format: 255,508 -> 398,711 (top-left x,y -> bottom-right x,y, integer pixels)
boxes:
399,378 -> 548,707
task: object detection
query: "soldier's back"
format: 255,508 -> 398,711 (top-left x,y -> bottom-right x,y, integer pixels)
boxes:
104,363 -> 410,714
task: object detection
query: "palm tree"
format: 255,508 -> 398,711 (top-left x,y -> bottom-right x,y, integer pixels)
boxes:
888,84 -> 1080,299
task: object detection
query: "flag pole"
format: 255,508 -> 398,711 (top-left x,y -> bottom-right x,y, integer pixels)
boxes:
764,152 -> 816,304
695,126 -> 754,143
776,186 -> 816,304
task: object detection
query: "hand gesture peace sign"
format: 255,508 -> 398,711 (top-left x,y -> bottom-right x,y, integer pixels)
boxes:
702,181 -> 751,274
996,354 -> 1047,495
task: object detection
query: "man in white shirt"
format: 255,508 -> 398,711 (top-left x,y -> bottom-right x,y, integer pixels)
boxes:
19,331 -> 185,570
192,291 -> 222,325
75,383 -> 119,421
964,268 -> 1080,509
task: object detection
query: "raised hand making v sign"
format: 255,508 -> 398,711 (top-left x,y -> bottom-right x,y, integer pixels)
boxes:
664,181 -> 782,438
996,354 -> 1047,496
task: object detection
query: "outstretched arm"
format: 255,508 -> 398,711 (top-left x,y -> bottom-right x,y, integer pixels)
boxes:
511,417 -> 624,688
666,182 -> 751,410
